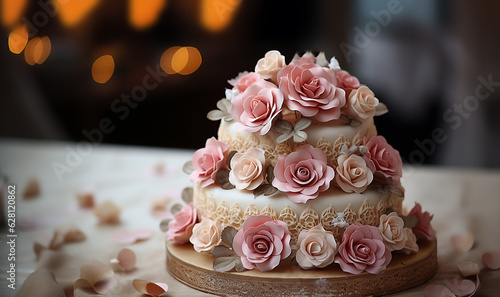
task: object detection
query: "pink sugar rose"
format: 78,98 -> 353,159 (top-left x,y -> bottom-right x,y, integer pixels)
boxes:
255,50 -> 286,83
277,56 -> 346,122
232,215 -> 291,271
189,218 -> 222,252
229,148 -> 266,190
345,86 -> 379,121
167,203 -> 198,244
296,225 -> 337,269
335,70 -> 360,96
379,212 -> 407,251
362,136 -> 403,184
335,154 -> 373,193
334,223 -> 392,274
272,144 -> 335,203
408,202 -> 435,241
402,227 -> 419,254
190,137 -> 229,188
231,80 -> 284,135
228,72 -> 263,93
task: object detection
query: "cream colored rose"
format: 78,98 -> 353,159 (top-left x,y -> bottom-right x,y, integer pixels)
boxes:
229,148 -> 266,190
346,86 -> 379,120
335,154 -> 373,193
402,227 -> 419,254
379,212 -> 407,251
296,225 -> 337,269
255,50 -> 286,83
189,218 -> 222,252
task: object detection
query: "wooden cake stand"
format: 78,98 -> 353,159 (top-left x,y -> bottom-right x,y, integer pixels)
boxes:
166,239 -> 437,296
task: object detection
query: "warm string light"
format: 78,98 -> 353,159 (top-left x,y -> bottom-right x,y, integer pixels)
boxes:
56,0 -> 101,27
200,0 -> 240,32
128,0 -> 167,30
23,36 -> 52,65
8,24 -> 28,54
1,0 -> 28,28
92,55 -> 115,83
161,46 -> 202,75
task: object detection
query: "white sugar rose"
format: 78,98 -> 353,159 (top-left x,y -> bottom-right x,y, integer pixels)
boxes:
255,50 -> 286,83
345,86 -> 379,120
335,154 -> 373,193
402,227 -> 419,254
229,148 -> 266,190
379,212 -> 407,251
189,218 -> 222,252
296,225 -> 337,269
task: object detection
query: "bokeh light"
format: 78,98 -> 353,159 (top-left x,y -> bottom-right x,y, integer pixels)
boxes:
92,55 -> 115,84
1,0 -> 28,28
161,46 -> 202,75
160,46 -> 181,75
200,0 -> 240,32
56,0 -> 101,28
128,0 -> 167,30
24,37 -> 40,66
176,47 -> 202,75
33,36 -> 51,64
8,24 -> 29,54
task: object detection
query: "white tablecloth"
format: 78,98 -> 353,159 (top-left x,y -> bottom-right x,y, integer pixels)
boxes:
0,139 -> 499,296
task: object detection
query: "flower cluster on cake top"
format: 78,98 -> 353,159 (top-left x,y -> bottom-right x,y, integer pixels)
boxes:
186,50 -> 402,203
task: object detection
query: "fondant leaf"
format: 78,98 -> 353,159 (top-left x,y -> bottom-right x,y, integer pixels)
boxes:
294,118 -> 311,131
293,130 -> 308,143
159,219 -> 170,232
212,245 -> 236,257
316,52 -> 329,67
216,168 -> 231,185
182,161 -> 194,175
274,119 -> 293,134
221,182 -> 236,190
350,119 -> 362,127
207,98 -> 233,122
276,133 -> 293,144
221,226 -> 238,247
170,204 -> 182,214
402,215 -> 418,229
226,150 -> 237,168
375,102 -> 389,116
266,165 -> 275,183
340,114 -> 351,124
181,187 -> 193,204
213,256 -> 241,273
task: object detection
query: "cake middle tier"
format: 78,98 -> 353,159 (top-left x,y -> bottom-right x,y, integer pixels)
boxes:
193,182 -> 404,241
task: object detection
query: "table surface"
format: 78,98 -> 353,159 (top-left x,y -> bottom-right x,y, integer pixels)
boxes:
0,139 -> 499,296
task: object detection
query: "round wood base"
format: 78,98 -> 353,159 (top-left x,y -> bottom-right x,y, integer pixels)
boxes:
166,239 -> 437,296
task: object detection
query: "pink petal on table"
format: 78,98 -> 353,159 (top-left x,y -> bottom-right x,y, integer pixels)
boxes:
94,201 -> 121,224
78,261 -> 117,294
132,228 -> 153,241
117,248 -> 136,272
457,261 -> 480,277
425,284 -> 456,297
77,186 -> 95,208
482,249 -> 500,270
133,279 -> 169,296
444,279 -> 476,297
113,230 -> 137,245
450,232 -> 474,253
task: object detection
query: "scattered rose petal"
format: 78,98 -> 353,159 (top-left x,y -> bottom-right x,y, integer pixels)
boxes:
33,242 -> 47,261
132,279 -> 168,296
94,201 -> 121,224
113,228 -> 153,244
117,248 -> 136,271
77,186 -> 95,208
457,261 -> 480,277
482,249 -> 500,270
23,178 -> 40,198
76,261 -> 117,294
425,284 -> 455,297
151,196 -> 174,218
450,232 -> 474,253
444,279 -> 476,297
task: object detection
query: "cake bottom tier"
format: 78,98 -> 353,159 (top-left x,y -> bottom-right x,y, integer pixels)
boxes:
166,239 -> 437,297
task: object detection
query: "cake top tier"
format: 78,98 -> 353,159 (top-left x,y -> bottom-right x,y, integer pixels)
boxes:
188,50 -> 403,203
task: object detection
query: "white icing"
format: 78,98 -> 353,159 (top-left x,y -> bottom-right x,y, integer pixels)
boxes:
218,118 -> 375,147
201,185 -> 388,218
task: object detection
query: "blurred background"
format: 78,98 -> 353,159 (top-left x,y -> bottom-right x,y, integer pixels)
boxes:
1,0 -> 499,167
